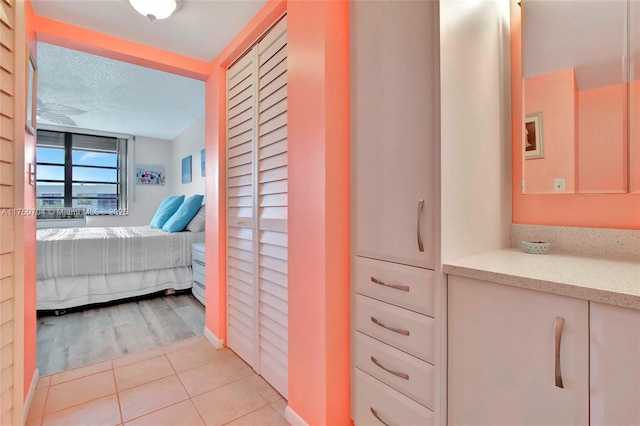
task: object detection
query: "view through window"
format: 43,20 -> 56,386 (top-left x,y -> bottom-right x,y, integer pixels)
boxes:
36,130 -> 128,214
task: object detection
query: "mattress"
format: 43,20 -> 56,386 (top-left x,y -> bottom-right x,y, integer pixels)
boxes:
36,226 -> 205,280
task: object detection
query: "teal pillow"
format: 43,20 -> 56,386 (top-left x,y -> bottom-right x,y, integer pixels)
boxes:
149,195 -> 185,229
162,194 -> 205,233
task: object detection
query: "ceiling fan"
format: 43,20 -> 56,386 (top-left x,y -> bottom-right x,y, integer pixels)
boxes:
37,98 -> 87,126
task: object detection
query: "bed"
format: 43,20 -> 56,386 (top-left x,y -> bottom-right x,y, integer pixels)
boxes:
36,226 -> 205,310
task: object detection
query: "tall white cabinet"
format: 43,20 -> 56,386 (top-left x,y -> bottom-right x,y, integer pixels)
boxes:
225,16 -> 289,399
351,1 -> 439,424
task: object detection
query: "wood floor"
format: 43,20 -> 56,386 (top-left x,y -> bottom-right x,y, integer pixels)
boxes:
37,293 -> 205,376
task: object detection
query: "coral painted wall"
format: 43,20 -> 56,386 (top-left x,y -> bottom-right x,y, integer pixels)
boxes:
578,83 -> 628,193
511,2 -> 640,229
630,80 -> 640,194
523,68 -> 577,193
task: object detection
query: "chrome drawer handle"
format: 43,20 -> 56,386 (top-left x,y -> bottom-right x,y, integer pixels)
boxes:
370,276 -> 409,292
371,356 -> 409,380
417,199 -> 424,252
370,316 -> 410,336
370,407 -> 391,426
555,316 -> 564,388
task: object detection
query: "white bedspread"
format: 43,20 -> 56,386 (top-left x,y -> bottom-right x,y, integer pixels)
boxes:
37,226 -> 205,280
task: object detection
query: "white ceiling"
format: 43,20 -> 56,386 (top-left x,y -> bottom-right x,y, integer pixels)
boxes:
31,0 -> 267,140
523,0 -> 639,90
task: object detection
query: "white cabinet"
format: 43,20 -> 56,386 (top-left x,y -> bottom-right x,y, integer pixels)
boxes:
350,1 -> 439,423
448,276 -> 589,426
192,243 -> 206,305
590,302 -> 640,426
351,0 -> 437,271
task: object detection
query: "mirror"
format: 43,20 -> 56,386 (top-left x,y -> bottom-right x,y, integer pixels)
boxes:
522,0 -> 638,194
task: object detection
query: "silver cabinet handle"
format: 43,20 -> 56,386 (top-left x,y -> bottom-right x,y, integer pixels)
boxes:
370,276 -> 409,292
555,316 -> 564,388
370,316 -> 410,336
417,199 -> 424,252
371,356 -> 409,380
370,407 -> 390,426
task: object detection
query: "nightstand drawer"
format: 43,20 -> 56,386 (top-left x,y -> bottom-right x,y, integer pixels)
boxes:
354,369 -> 433,426
355,331 -> 434,409
355,256 -> 435,316
192,280 -> 205,306
192,243 -> 206,266
193,267 -> 205,287
355,294 -> 434,363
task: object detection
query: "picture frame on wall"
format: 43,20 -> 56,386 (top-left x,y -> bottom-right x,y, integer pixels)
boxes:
135,164 -> 165,185
25,46 -> 37,135
182,155 -> 192,184
524,112 -> 544,159
200,148 -> 205,177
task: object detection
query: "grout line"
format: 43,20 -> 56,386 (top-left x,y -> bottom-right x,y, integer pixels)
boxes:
220,397 -> 271,425
112,363 -> 125,426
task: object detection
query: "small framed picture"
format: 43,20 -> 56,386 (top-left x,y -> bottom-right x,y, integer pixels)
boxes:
200,148 -> 205,177
26,46 -> 37,135
524,112 -> 544,159
182,155 -> 192,184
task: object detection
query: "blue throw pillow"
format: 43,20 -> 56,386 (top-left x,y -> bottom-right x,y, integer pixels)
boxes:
162,194 -> 205,233
149,195 -> 185,229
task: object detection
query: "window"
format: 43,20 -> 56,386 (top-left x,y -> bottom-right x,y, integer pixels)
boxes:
36,130 -> 128,215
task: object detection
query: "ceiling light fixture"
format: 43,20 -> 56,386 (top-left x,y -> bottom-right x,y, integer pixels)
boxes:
129,0 -> 179,22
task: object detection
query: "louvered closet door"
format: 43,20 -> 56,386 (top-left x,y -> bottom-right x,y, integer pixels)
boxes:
226,49 -> 259,368
256,17 -> 288,399
226,16 -> 288,399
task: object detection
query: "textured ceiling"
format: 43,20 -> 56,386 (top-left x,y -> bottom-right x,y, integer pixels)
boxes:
31,0 -> 267,62
37,42 -> 205,140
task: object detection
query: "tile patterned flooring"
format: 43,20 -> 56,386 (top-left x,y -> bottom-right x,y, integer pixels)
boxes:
27,336 -> 288,426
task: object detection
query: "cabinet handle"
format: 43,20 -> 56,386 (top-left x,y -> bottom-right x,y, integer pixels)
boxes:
370,316 -> 410,336
555,316 -> 564,389
370,276 -> 409,292
417,199 -> 424,252
371,356 -> 409,380
193,259 -> 205,266
370,407 -> 391,426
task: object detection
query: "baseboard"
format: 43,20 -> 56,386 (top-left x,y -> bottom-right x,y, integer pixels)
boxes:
203,327 -> 224,349
23,368 -> 40,421
285,406 -> 309,426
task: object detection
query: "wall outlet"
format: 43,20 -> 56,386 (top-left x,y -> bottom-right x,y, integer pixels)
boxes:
553,178 -> 565,192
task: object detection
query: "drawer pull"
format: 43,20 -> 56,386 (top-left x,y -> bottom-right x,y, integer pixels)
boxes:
555,316 -> 564,389
370,276 -> 410,292
370,316 -> 410,336
417,199 -> 424,252
193,259 -> 205,266
371,356 -> 409,380
370,407 -> 391,426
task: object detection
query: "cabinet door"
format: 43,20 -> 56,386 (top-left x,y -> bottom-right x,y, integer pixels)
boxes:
448,276 -> 589,426
590,302 -> 640,426
351,0 -> 437,269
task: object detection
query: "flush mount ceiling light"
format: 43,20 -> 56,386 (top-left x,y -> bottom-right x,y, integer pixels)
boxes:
129,0 -> 180,22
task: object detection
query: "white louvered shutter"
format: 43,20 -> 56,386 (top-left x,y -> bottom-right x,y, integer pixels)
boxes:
226,49 -> 259,368
225,16 -> 288,399
256,17 -> 288,399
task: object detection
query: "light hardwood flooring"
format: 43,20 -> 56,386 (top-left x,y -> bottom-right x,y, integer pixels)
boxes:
37,293 -> 205,376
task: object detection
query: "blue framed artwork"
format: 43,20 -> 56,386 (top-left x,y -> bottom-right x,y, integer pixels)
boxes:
182,155 -> 192,184
200,148 -> 205,177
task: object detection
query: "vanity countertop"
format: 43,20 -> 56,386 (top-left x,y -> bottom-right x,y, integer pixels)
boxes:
443,249 -> 640,310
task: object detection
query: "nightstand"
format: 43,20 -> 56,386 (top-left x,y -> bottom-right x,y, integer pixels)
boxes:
192,243 -> 206,305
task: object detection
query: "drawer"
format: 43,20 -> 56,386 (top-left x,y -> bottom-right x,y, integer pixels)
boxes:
193,267 -> 205,287
354,369 -> 433,426
192,245 -> 206,266
192,281 -> 205,306
355,331 -> 434,409
355,256 -> 435,316
355,294 -> 434,363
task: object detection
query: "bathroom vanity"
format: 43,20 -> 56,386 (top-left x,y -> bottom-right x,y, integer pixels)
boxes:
445,249 -> 640,425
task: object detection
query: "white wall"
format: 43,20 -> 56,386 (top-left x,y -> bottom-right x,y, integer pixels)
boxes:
170,117 -> 205,198
440,0 -> 512,263
87,136 -> 172,227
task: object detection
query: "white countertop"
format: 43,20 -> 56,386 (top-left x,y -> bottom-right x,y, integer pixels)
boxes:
443,249 -> 640,310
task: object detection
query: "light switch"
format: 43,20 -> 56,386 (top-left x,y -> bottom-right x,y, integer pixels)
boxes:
553,178 -> 565,192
